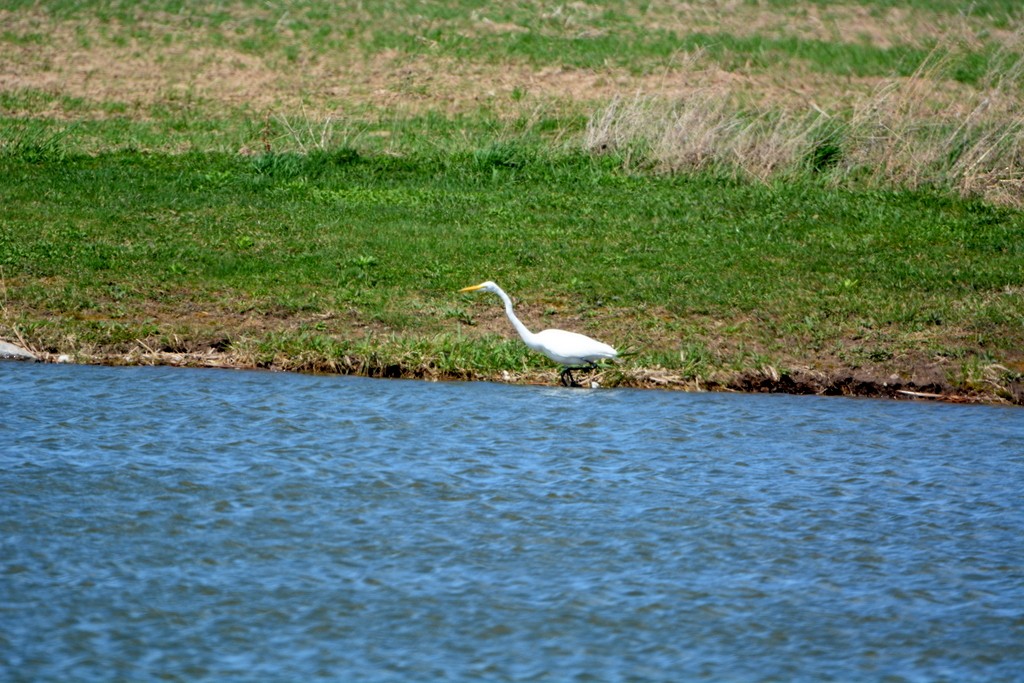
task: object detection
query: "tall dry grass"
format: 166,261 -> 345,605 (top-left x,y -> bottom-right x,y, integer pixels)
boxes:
584,41 -> 1024,206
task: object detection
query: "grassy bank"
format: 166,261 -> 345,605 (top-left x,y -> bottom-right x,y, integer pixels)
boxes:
2,1 -> 1023,402
3,145 -> 1022,400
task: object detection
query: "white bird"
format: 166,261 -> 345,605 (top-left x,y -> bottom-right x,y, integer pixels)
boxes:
459,281 -> 618,387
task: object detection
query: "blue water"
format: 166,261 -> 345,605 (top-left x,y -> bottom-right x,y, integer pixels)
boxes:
1,362 -> 1022,682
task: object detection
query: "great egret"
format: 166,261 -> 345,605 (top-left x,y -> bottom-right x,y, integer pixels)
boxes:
459,281 -> 618,387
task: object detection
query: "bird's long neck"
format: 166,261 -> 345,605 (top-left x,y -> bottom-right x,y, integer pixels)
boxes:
495,287 -> 536,347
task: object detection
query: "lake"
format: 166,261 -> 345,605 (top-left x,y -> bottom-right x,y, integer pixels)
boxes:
2,362 -> 1022,682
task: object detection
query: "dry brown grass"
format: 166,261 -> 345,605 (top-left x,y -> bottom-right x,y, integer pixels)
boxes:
584,40 -> 1024,205
840,46 -> 1024,203
584,89 -> 824,181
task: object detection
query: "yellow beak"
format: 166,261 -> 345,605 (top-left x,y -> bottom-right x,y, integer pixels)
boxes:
459,283 -> 485,292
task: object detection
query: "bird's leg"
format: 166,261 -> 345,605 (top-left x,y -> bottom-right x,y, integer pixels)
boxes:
560,367 -> 581,387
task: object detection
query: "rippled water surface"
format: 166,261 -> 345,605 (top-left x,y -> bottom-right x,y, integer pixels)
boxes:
2,363 -> 1023,682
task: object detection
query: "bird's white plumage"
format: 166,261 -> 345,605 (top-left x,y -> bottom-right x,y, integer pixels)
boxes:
532,328 -> 617,366
458,281 -> 618,375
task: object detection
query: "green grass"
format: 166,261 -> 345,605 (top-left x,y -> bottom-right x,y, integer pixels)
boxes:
2,144 -> 1022,391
